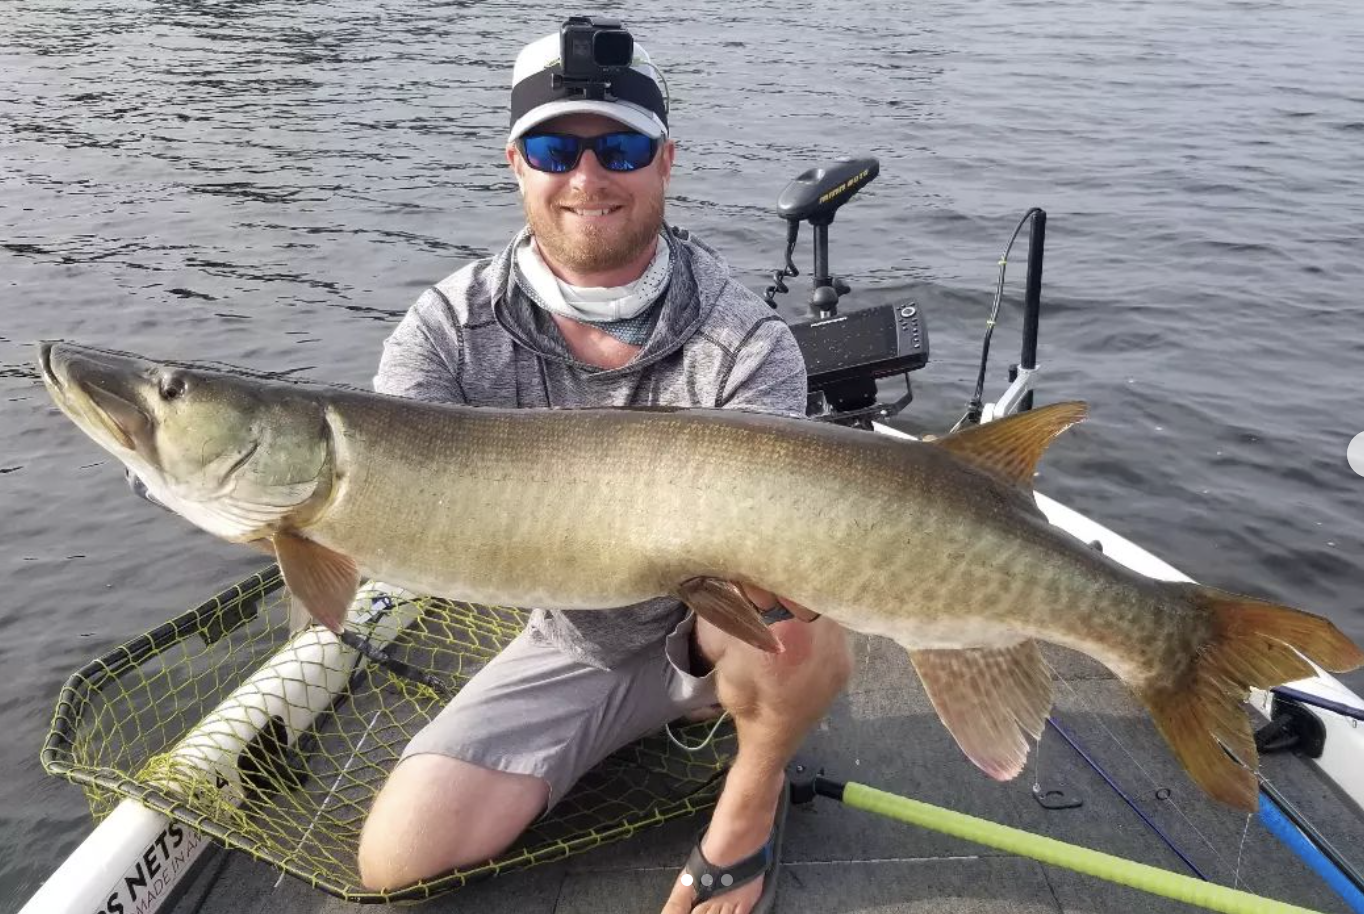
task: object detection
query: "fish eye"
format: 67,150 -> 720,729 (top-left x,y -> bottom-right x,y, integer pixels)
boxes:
159,372 -> 188,401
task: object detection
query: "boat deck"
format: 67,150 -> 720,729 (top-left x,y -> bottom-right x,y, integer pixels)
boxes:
168,633 -> 1364,914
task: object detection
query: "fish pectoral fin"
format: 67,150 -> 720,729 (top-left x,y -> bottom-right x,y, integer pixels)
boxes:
933,401 -> 1087,490
286,593 -> 313,634
908,640 -> 1053,782
676,577 -> 783,654
272,532 -> 359,634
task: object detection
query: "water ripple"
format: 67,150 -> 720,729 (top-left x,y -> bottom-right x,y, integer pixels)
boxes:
3,0 -> 1364,901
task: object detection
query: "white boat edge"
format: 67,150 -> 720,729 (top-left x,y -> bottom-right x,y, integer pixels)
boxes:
19,423 -> 1364,914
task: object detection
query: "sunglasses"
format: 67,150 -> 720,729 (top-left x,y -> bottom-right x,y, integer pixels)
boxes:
518,131 -> 659,174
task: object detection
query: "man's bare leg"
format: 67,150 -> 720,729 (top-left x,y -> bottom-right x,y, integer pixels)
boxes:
358,754 -> 549,890
661,604 -> 853,914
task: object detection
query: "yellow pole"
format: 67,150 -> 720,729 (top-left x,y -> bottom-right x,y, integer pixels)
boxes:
841,781 -> 1325,914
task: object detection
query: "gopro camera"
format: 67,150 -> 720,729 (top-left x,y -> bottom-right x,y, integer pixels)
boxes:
558,16 -> 634,90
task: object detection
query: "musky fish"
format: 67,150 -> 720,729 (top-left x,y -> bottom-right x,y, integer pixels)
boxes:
37,341 -> 1363,811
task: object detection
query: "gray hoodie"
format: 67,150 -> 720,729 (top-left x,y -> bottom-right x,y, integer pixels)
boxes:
374,225 -> 807,668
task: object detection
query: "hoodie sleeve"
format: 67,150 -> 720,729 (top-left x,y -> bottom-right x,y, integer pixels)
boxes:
374,288 -> 468,404
718,316 -> 809,418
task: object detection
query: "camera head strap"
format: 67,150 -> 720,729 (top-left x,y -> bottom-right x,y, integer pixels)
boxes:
510,67 -> 667,130
508,19 -> 668,141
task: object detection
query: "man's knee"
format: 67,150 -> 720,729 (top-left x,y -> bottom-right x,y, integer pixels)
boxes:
357,754 -> 549,891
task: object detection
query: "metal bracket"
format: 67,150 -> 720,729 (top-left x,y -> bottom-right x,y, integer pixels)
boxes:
787,757 -> 823,806
983,365 -> 1040,422
1032,783 -> 1084,810
1256,695 -> 1326,758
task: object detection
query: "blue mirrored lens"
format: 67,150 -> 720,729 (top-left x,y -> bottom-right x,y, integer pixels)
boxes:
595,132 -> 656,171
521,134 -> 582,173
520,132 -> 657,173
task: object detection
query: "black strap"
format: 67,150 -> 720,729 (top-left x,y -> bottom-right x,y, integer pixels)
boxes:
510,67 -> 667,130
681,831 -> 774,904
760,605 -> 795,625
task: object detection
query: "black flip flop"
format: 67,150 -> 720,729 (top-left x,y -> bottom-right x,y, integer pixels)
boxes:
679,780 -> 790,913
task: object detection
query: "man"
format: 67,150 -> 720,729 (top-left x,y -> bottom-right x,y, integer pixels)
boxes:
356,24 -> 852,914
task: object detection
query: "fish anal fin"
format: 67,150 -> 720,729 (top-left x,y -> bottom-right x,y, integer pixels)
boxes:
272,532 -> 359,634
933,402 -> 1087,489
676,577 -> 783,654
908,640 -> 1053,781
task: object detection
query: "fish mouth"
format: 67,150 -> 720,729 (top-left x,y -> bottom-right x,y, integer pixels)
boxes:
39,342 -> 154,453
37,340 -> 61,389
82,384 -> 150,451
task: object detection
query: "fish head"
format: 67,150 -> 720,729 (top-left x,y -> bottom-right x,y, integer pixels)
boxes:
38,341 -> 334,542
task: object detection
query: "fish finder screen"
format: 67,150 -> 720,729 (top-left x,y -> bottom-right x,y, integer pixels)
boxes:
799,307 -> 897,375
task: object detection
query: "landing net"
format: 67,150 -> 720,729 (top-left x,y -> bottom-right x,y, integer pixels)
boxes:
41,565 -> 735,903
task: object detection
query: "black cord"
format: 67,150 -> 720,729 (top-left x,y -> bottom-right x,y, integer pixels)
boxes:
339,629 -> 452,699
762,220 -> 802,309
953,207 -> 1044,433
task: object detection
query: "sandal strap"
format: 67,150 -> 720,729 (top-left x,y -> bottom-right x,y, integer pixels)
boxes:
679,828 -> 776,905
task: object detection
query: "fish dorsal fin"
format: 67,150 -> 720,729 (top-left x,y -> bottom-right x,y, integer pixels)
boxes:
933,401 -> 1087,489
907,640 -> 1053,781
272,532 -> 359,634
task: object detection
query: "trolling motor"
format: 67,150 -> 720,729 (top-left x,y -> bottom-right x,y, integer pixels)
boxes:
765,157 -> 1051,431
763,157 -> 930,426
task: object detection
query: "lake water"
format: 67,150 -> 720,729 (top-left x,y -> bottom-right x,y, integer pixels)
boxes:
3,0 -> 1362,904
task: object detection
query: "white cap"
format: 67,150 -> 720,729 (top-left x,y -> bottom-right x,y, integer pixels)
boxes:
507,32 -> 668,143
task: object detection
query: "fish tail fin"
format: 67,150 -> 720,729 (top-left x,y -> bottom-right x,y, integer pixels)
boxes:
1137,584 -> 1364,811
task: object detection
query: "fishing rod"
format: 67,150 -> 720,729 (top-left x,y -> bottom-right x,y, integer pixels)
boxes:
1252,686 -> 1364,908
786,759 -> 1334,914
1258,779 -> 1364,913
1045,712 -> 1364,912
1272,686 -> 1364,723
1043,716 -> 1210,880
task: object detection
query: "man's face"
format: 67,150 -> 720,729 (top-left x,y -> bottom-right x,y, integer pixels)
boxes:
507,112 -> 675,277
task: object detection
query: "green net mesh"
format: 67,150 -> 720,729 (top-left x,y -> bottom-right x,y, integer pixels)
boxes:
42,565 -> 736,903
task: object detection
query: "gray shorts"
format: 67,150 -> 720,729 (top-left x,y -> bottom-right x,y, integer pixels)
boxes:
401,611 -> 720,810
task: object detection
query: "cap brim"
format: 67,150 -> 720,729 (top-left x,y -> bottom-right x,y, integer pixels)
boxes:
508,100 -> 665,143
